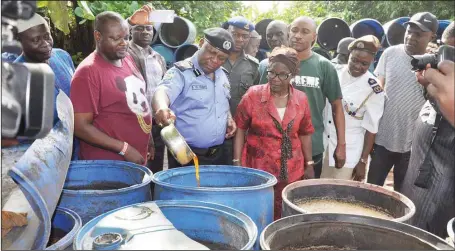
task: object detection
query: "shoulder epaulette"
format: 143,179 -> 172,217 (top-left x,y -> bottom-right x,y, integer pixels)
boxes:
368,78 -> 383,94
245,54 -> 259,65
174,60 -> 194,72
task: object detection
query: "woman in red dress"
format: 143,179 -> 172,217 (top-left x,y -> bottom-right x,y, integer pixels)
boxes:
233,46 -> 314,219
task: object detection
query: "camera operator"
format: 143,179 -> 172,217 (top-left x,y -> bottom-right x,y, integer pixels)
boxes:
400,21 -> 455,238
7,13 -> 78,158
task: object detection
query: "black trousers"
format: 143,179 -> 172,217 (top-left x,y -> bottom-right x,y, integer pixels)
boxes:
167,141 -> 231,169
367,144 -> 411,192
313,153 -> 324,178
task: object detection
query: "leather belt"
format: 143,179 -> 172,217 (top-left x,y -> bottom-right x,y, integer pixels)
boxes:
190,145 -> 221,157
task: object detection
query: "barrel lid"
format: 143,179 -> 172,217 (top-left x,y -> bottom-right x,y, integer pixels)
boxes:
74,201 -> 257,250
317,18 -> 351,51
350,18 -> 384,40
255,19 -> 274,50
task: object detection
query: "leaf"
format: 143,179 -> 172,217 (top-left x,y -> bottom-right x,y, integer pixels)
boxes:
74,7 -> 84,18
79,19 -> 87,25
47,0 -> 70,35
37,1 -> 49,8
78,1 -> 95,20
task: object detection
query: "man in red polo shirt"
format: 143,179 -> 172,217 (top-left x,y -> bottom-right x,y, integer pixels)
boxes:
70,11 -> 153,164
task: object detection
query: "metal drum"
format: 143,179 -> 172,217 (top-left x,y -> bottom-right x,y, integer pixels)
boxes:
282,179 -> 415,222
73,200 -> 257,250
260,214 -> 454,250
317,17 -> 351,51
57,160 -> 153,224
159,16 -> 197,48
152,165 -> 277,248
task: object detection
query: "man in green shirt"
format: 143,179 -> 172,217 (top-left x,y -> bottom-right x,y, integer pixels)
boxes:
259,16 -> 346,178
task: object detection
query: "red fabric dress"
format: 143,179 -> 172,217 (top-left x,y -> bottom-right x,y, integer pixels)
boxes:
235,84 -> 314,219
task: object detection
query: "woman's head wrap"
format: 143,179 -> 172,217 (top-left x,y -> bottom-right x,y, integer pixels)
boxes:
269,46 -> 299,75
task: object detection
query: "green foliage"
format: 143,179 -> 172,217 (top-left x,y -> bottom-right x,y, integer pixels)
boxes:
243,1 -> 454,25
37,0 -> 72,34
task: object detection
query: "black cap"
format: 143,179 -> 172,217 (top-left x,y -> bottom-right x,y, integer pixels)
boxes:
405,12 -> 438,33
203,27 -> 234,54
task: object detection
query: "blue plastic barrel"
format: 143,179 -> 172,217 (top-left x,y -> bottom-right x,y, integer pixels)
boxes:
159,16 -> 197,48
152,165 -> 277,248
46,207 -> 82,250
73,200 -> 257,250
350,18 -> 384,41
151,44 -> 175,69
437,20 -> 451,42
382,17 -> 410,47
173,44 -> 199,62
56,160 -> 153,224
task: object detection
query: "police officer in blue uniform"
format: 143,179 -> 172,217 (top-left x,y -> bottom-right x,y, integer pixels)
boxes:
152,28 -> 237,168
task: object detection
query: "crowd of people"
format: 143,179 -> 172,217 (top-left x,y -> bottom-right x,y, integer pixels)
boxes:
2,3 -> 454,239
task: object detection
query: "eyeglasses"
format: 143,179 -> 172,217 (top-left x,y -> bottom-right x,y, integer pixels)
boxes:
132,25 -> 154,32
267,71 -> 292,80
231,32 -> 250,40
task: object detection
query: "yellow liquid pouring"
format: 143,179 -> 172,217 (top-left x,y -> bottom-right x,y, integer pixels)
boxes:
193,156 -> 200,187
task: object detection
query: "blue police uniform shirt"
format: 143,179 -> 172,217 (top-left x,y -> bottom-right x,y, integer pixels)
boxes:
159,54 -> 231,148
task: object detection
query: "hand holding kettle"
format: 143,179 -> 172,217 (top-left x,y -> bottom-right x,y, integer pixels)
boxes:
155,108 -> 177,128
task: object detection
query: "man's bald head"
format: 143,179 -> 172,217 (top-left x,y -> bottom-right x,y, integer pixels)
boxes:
289,16 -> 318,53
291,16 -> 317,33
266,20 -> 289,49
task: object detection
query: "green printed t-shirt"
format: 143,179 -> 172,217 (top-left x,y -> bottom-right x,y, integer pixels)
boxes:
259,52 -> 342,156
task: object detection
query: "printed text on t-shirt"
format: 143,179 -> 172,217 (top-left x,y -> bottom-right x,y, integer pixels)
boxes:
293,76 -> 321,88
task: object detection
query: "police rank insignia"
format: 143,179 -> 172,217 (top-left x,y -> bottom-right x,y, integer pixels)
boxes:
368,78 -> 383,94
163,70 -> 175,81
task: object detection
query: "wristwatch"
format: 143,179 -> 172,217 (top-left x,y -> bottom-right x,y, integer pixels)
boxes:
359,158 -> 367,164
306,160 -> 314,166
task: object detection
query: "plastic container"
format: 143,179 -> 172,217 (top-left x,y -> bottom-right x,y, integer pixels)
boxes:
260,213 -> 454,250
437,20 -> 451,42
46,207 -> 82,250
151,44 -> 175,69
159,16 -> 197,48
282,179 -> 415,222
3,92 -> 74,250
56,160 -> 153,224
173,44 -> 199,62
152,165 -> 277,247
255,19 -> 274,50
317,17 -> 351,51
350,18 -> 384,40
382,17 -> 410,47
73,200 -> 257,250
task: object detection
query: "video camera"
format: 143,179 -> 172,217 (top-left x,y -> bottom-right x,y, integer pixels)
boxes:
411,45 -> 455,71
2,0 -> 55,139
